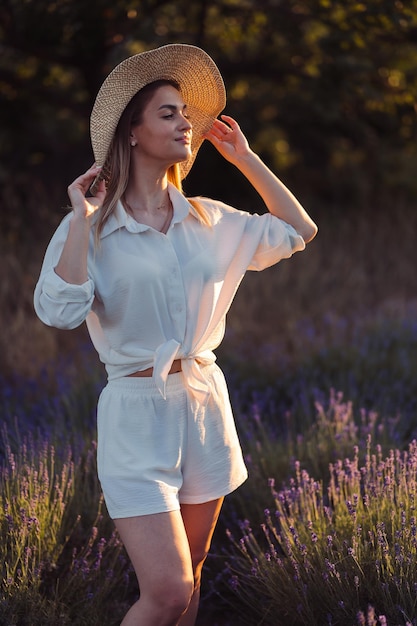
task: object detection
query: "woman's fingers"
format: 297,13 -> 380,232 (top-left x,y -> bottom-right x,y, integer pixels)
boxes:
67,164 -> 104,217
207,116 -> 243,144
220,115 -> 240,129
205,115 -> 251,164
68,164 -> 102,195
210,118 -> 233,137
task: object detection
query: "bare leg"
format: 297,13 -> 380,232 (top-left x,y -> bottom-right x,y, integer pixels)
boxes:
115,510 -> 195,626
115,498 -> 224,626
178,498 -> 224,626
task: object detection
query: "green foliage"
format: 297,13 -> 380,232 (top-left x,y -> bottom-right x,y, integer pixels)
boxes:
1,0 -> 417,241
221,437 -> 417,625
221,375 -> 409,533
0,430 -> 74,587
0,428 -> 132,625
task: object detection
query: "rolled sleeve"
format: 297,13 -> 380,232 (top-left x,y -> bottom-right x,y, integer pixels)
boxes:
34,268 -> 94,329
247,213 -> 305,271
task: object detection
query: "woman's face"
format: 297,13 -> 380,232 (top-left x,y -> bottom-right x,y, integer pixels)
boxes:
131,84 -> 193,169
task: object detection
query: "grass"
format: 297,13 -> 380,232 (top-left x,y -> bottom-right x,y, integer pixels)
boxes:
216,435 -> 417,625
0,419 -> 134,625
1,202 -> 417,624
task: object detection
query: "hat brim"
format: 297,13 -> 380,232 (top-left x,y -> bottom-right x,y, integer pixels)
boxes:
90,44 -> 226,194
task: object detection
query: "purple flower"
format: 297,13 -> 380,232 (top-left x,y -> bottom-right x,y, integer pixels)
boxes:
229,575 -> 239,590
356,611 -> 366,626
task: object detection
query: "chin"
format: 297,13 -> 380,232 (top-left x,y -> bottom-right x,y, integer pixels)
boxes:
174,152 -> 191,165
167,149 -> 191,169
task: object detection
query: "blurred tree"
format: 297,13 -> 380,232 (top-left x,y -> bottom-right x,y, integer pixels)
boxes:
1,0 -> 417,243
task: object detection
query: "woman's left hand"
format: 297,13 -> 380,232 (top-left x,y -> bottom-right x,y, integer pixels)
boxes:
204,115 -> 251,164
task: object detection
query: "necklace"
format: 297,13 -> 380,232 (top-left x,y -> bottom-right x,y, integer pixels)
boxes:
123,196 -> 172,233
123,197 -> 169,213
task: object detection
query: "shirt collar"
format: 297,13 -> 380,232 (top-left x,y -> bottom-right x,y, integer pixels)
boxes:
98,183 -> 201,239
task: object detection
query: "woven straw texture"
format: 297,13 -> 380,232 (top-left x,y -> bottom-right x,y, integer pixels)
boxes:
90,44 -> 226,189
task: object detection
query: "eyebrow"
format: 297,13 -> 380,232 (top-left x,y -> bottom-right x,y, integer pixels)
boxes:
158,103 -> 188,112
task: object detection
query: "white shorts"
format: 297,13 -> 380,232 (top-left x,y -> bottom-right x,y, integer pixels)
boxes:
96,363 -> 248,518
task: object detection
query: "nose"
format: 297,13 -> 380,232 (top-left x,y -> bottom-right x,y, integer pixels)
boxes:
180,113 -> 192,131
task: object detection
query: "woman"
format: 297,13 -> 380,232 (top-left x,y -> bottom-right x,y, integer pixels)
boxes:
34,44 -> 317,626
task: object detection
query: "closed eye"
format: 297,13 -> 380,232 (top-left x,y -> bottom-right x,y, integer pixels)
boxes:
159,104 -> 189,119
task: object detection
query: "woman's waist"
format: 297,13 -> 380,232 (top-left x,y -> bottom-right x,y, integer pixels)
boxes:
126,359 -> 182,378
102,344 -> 218,382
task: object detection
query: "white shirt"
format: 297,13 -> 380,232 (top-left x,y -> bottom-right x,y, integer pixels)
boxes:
34,183 -> 305,403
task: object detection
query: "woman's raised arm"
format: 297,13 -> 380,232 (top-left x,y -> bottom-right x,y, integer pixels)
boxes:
54,164 -> 106,284
204,115 -> 318,243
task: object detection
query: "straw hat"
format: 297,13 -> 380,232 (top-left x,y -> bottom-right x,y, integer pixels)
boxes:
90,43 -> 226,193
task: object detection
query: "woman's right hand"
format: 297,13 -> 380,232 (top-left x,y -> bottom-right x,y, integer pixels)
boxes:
67,164 -> 107,219
54,164 -> 105,284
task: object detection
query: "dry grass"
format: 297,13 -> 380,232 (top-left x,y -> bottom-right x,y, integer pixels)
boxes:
223,204 -> 417,363
1,240 -> 89,379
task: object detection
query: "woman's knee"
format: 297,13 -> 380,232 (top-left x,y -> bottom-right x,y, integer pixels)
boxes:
147,574 -> 194,620
165,578 -> 194,616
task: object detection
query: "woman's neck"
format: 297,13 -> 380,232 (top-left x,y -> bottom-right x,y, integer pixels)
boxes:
123,172 -> 169,216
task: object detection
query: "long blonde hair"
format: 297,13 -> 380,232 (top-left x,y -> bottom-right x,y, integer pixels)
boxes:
94,80 -> 210,248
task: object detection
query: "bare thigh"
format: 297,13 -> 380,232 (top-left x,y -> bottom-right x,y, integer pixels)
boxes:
180,498 -> 224,576
115,498 -> 224,586
115,499 -> 224,626
115,510 -> 194,600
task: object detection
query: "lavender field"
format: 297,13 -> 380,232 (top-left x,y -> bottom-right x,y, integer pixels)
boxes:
1,207 -> 417,625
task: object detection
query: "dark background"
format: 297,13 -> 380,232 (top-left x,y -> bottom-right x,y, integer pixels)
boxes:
2,0 -> 417,241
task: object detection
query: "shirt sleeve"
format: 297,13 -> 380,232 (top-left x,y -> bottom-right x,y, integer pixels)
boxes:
33,215 -> 95,329
246,211 -> 306,271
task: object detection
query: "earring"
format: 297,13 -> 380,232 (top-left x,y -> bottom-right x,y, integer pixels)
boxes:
130,140 -> 137,147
